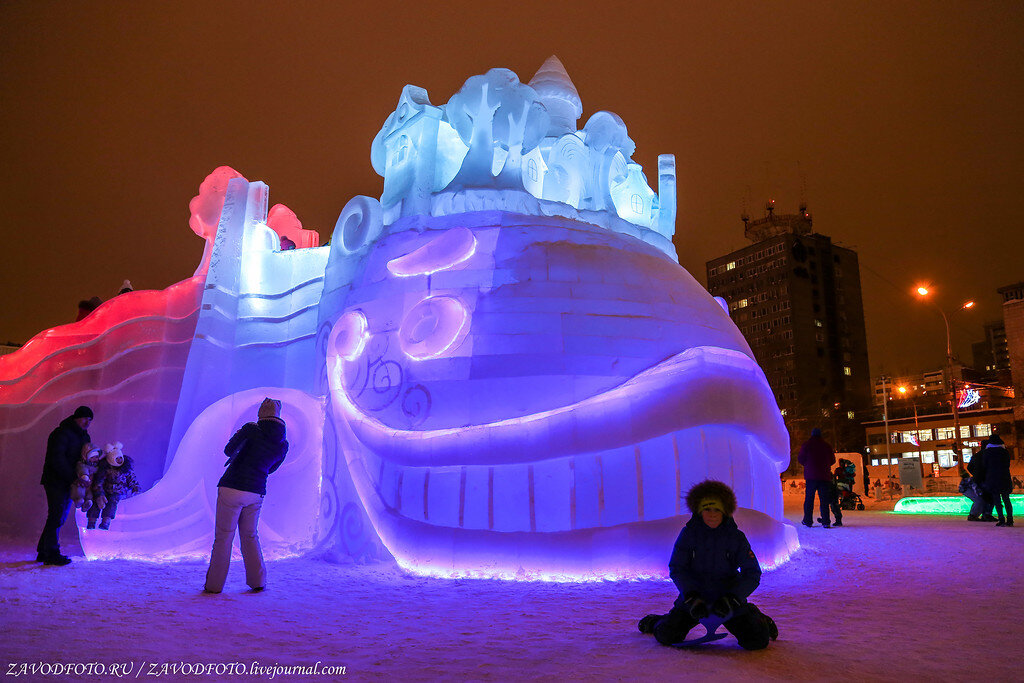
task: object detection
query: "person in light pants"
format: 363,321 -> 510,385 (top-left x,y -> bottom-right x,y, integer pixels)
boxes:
204,398 -> 289,593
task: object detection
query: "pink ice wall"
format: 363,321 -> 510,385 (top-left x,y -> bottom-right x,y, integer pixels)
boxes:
0,277 -> 203,540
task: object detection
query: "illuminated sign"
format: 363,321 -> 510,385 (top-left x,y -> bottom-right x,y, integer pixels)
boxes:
958,388 -> 980,409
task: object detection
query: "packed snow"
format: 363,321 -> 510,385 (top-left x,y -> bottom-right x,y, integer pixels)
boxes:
2,496 -> 1020,681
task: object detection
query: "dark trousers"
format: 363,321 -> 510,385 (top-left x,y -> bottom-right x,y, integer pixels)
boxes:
803,479 -> 833,525
37,483 -> 72,556
993,492 -> 1014,523
828,483 -> 843,523
653,603 -> 772,650
86,495 -> 120,521
963,488 -> 984,517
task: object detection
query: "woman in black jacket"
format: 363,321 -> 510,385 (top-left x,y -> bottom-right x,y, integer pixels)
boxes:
204,398 -> 289,593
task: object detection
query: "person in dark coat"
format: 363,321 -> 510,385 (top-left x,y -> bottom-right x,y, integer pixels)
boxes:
37,406 -> 94,565
798,427 -> 836,528
966,440 -> 996,521
637,480 -> 778,650
75,297 -> 102,322
980,434 -> 1013,527
204,398 -> 289,593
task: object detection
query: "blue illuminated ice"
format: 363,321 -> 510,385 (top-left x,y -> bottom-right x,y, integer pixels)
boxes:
0,57 -> 797,579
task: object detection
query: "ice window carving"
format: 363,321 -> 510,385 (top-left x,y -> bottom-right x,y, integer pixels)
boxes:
631,193 -> 643,214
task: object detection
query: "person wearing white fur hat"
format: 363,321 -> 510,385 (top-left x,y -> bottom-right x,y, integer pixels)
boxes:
86,441 -> 140,530
204,398 -> 289,594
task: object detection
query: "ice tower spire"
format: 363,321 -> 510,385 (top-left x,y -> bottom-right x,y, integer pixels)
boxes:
529,55 -> 583,137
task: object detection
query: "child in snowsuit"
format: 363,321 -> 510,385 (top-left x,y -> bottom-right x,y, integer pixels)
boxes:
638,479 -> 778,650
70,444 -> 104,512
86,442 -> 140,530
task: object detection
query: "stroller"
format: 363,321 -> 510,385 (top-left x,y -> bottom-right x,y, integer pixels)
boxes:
834,459 -> 865,511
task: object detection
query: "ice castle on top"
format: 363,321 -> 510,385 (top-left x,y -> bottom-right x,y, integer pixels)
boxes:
371,56 -> 677,256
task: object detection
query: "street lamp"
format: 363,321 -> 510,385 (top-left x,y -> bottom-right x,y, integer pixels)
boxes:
915,287 -> 975,473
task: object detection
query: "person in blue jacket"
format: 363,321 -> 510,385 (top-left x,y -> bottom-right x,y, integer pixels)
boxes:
203,398 -> 289,593
638,479 -> 778,649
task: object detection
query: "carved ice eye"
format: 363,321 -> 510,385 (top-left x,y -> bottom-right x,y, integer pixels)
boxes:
399,296 -> 469,360
386,227 -> 476,277
330,310 -> 370,361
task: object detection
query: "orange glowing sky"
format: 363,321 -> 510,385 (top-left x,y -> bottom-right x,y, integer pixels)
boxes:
2,1 -> 1022,377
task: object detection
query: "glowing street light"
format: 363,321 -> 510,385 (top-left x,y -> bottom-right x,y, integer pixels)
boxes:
914,286 -> 976,472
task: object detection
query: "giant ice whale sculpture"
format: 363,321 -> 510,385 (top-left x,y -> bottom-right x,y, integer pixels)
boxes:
0,57 -> 797,578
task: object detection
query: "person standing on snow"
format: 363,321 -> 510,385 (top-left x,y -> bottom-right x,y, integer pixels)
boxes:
37,406 -> 94,565
966,439 -> 996,521
204,398 -> 289,593
981,434 -> 1013,527
798,427 -> 836,528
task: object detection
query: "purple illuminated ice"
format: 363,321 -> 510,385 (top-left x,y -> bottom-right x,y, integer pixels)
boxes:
0,57 -> 797,579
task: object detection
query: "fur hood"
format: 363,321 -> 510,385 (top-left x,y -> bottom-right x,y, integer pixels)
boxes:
685,479 -> 737,516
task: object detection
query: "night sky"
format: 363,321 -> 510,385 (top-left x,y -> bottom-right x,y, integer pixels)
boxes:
3,1 -> 1022,379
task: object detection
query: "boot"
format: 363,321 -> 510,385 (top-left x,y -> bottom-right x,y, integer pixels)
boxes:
99,518 -> 111,530
86,518 -> 96,530
638,614 -> 662,634
764,614 -> 779,641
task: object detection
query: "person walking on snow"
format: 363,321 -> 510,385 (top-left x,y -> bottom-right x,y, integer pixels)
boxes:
799,427 -> 836,528
204,398 -> 289,593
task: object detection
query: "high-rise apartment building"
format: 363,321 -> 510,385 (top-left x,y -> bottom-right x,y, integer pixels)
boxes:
705,203 -> 872,466
998,281 -> 1024,423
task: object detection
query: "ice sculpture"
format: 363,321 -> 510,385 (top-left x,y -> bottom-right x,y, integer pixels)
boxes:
0,57 -> 797,579
322,56 -> 797,578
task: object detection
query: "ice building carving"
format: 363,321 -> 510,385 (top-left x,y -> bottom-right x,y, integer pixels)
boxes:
0,57 -> 798,578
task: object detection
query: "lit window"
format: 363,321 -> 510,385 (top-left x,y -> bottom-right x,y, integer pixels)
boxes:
843,366 -> 852,376
974,424 -> 992,437
726,262 -> 736,271
921,451 -> 936,464
847,410 -> 854,419
815,319 -> 823,328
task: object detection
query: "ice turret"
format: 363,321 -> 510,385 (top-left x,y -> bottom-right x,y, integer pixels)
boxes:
528,55 -> 583,137
370,62 -> 679,256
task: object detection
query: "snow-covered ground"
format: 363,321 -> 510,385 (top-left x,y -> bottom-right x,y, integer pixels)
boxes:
2,498 -> 1020,681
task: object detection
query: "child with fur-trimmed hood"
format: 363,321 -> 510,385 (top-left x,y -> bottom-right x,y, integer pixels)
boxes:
86,442 -> 140,530
638,480 -> 778,650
